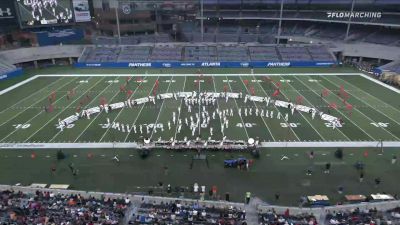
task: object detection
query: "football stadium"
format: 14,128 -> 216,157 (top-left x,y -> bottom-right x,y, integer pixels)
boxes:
0,0 -> 399,224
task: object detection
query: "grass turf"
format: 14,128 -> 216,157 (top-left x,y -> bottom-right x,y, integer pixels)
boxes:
0,66 -> 399,206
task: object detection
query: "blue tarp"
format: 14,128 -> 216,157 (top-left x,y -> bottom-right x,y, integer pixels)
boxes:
0,68 -> 24,81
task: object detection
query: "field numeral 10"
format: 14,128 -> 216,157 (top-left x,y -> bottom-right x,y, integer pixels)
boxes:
13,124 -> 31,129
370,122 -> 389,128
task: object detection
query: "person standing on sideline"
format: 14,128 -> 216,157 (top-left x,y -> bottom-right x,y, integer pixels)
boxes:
359,171 -> 364,182
245,192 -> 251,204
375,178 -> 381,188
392,155 -> 397,164
324,163 -> 331,174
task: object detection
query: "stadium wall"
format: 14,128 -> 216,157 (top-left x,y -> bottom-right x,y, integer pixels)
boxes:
74,61 -> 337,68
0,68 -> 23,81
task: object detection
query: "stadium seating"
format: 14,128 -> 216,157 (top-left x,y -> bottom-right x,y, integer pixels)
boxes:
130,201 -> 246,224
118,46 -> 151,62
277,46 -> 313,61
217,46 -> 249,61
248,46 -> 280,61
150,46 -> 183,61
0,189 -> 130,224
259,209 -> 317,225
78,44 -> 335,63
183,46 -> 218,61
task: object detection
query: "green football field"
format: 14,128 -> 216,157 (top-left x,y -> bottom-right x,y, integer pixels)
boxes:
0,66 -> 399,206
0,67 -> 399,145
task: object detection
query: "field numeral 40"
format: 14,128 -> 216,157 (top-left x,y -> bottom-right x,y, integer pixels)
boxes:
370,122 -> 389,128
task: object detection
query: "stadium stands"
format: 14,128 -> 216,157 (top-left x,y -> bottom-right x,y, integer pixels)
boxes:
150,46 -> 183,61
259,209 -> 317,225
184,46 -> 218,61
79,44 -> 335,63
130,201 -> 246,224
118,46 -> 151,62
0,189 -> 130,224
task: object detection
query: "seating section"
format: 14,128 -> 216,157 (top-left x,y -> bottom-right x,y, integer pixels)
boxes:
307,45 -> 335,61
150,46 -> 182,61
130,201 -> 246,224
79,45 -> 335,63
278,46 -> 312,61
0,190 -> 130,224
259,209 -> 317,225
184,46 -> 218,61
118,46 -> 151,62
217,46 -> 249,61
326,208 -> 384,225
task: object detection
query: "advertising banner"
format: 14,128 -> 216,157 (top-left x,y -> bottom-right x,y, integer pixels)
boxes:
75,61 -> 337,68
72,0 -> 91,22
0,1 -> 18,27
36,28 -> 84,46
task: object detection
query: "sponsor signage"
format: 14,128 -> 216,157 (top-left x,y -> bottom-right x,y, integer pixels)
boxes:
72,0 -> 91,22
75,61 -> 337,68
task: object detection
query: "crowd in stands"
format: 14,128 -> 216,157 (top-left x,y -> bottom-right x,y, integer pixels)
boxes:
326,208 -> 386,225
0,190 -> 130,225
259,209 -> 317,225
130,201 -> 246,225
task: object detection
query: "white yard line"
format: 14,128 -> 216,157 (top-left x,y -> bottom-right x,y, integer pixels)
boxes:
121,77 -> 152,142
211,77 -> 230,139
358,73 -> 400,94
0,75 -> 39,95
53,77 -> 121,142
331,75 -> 400,118
320,76 -> 400,140
0,77 -> 65,114
0,78 -> 87,143
225,76 -> 250,140
267,75 -> 326,141
101,76 -> 156,142
295,76 -> 377,141
0,77 -> 80,127
149,77 -> 174,140
173,77 -> 187,141
198,76 -> 201,135
279,75 -> 350,141
23,77 -> 105,142
240,76 -> 284,141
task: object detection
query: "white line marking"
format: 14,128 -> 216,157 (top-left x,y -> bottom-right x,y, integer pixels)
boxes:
121,76 -> 157,143
294,76 -> 377,141
70,77 -> 122,143
23,77 -> 104,142
0,77 -> 80,128
149,77 -> 173,140
225,76 -> 250,140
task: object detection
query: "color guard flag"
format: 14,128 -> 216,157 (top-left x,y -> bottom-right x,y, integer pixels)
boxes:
100,96 -> 107,106
250,86 -> 255,96
120,85 -> 126,92
243,79 -> 249,86
126,90 -> 133,98
322,88 -> 329,97
328,102 -> 337,109
275,81 -> 282,88
272,89 -> 280,97
296,96 -> 304,105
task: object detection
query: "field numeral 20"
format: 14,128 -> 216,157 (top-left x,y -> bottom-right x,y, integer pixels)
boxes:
13,124 -> 31,129
280,123 -> 299,128
370,122 -> 389,128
